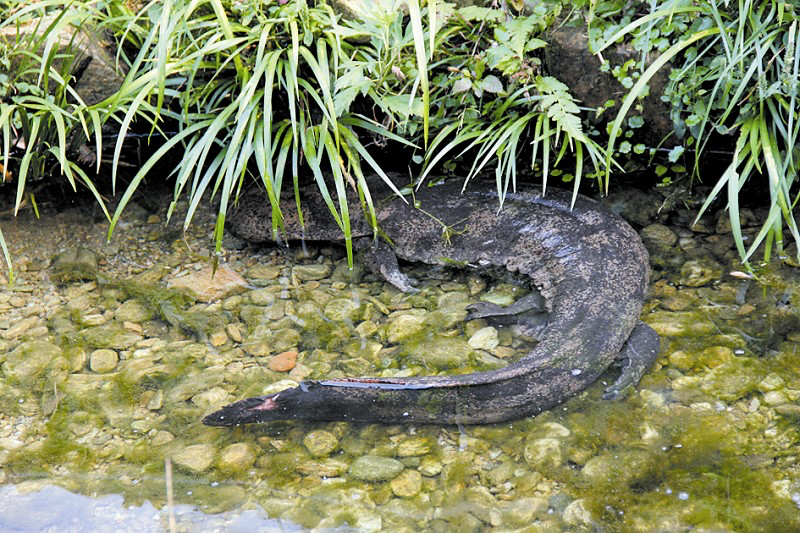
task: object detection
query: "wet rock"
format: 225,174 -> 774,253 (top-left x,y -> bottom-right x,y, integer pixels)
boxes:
502,497 -> 548,526
295,459 -> 349,477
292,264 -> 331,281
173,443 -> 216,473
82,323 -> 142,349
246,265 -> 282,280
480,285 -> 517,306
261,379 -> 300,395
563,498 -> 592,527
167,266 -> 247,302
269,350 -> 298,372
407,337 -> 473,369
390,469 -> 422,497
679,258 -> 724,287
332,260 -> 365,285
248,288 -> 275,305
2,340 -> 62,384
419,456 -> 443,477
272,328 -> 300,352
1,316 -> 40,340
641,224 -> 678,247
218,443 -> 256,474
89,349 -> 118,373
114,299 -> 154,323
324,298 -> 362,322
386,313 -> 426,343
303,430 -> 339,457
468,327 -> 499,351
524,438 -> 562,469
50,247 -> 98,283
349,455 -> 404,481
701,357 -> 764,401
645,311 -> 716,337
397,437 -> 431,457
191,387 -> 231,409
151,430 -> 174,446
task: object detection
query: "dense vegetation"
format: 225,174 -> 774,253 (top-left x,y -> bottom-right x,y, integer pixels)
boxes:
0,0 -> 798,280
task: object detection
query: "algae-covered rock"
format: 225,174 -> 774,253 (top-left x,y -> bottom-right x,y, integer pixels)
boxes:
386,313 -> 426,343
89,349 -> 118,373
679,257 -> 724,287
173,443 -> 216,473
218,443 -> 256,474
324,298 -> 362,322
645,311 -> 716,337
113,299 -> 154,323
563,499 -> 593,527
349,455 -> 404,481
641,224 -> 678,247
396,437 -> 431,457
293,264 -> 331,281
50,247 -> 98,283
390,469 -> 422,497
82,323 -> 142,349
406,337 -> 473,369
701,357 -> 765,401
303,430 -> 339,457
2,340 -> 62,384
468,326 -> 499,350
524,438 -> 562,469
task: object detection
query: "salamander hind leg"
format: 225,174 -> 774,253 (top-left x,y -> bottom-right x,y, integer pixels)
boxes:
603,322 -> 661,400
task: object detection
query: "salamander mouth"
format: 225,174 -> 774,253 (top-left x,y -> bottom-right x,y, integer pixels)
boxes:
202,395 -> 279,426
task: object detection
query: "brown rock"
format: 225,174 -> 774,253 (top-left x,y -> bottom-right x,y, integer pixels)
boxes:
166,265 -> 247,302
269,351 -> 298,372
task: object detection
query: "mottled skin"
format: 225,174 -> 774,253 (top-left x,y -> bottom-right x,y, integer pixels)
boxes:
203,177 -> 660,426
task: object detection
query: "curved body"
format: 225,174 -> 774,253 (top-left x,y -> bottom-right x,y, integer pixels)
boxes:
204,179 -> 660,426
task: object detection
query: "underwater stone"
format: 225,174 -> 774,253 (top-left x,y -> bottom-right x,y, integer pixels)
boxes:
167,266 -> 247,303
390,469 -> 422,497
562,499 -> 593,527
646,311 -> 716,337
82,323 -> 142,349
113,299 -> 154,323
480,286 -> 516,306
406,337 -> 473,369
303,430 -> 339,457
641,224 -> 678,247
348,455 -> 404,482
332,260 -> 365,285
191,387 -> 231,409
679,257 -> 724,287
89,349 -> 118,373
397,438 -> 431,457
1,316 -> 40,340
424,308 -> 468,329
272,328 -> 301,352
248,288 -> 275,305
386,313 -> 426,343
173,443 -> 216,473
324,298 -> 362,322
524,438 -> 562,469
295,459 -> 349,477
246,265 -> 282,280
468,327 -> 500,351
218,443 -> 256,474
700,357 -> 764,401
50,247 -> 98,283
2,340 -> 62,384
261,380 -> 300,395
419,456 -> 443,476
292,264 -> 331,281
269,350 -> 298,372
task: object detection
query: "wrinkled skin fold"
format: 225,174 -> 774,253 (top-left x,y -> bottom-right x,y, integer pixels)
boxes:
203,177 -> 661,427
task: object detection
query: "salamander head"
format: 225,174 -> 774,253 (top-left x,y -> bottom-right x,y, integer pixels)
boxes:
202,387 -> 309,426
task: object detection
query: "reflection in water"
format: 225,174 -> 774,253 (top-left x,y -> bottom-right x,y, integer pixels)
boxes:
0,485 -> 303,533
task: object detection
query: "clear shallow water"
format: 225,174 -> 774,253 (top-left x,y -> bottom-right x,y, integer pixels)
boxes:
1,187 -> 800,531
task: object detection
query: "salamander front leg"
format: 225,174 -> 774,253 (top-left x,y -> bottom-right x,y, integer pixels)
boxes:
603,322 -> 661,400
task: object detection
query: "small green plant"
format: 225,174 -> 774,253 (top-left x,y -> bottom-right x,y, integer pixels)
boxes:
594,0 -> 800,265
